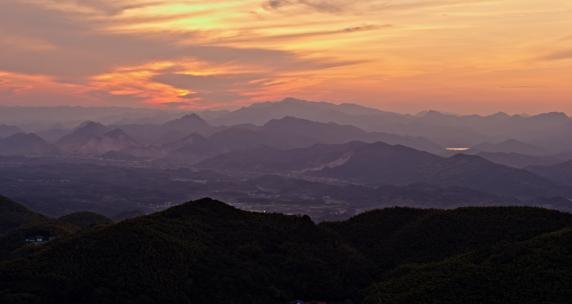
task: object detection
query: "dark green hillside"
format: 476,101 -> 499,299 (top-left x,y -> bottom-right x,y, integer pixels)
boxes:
58,212 -> 113,229
0,199 -> 370,304
0,221 -> 79,261
0,196 -> 81,261
0,196 -> 46,234
364,228 -> 572,304
1,199 -> 571,304
323,206 -> 572,272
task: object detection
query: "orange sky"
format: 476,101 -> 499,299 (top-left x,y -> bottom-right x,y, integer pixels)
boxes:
0,0 -> 571,114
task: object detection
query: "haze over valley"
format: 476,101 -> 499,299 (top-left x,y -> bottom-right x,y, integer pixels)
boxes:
1,98 -> 572,222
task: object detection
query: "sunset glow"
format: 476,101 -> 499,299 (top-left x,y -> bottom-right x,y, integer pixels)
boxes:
1,0 -> 571,113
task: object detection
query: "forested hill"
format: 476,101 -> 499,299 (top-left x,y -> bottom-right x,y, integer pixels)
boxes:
0,196 -> 112,261
0,198 -> 571,304
364,227 -> 572,304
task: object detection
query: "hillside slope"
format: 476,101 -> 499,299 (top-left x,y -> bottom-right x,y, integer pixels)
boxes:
364,228 -> 572,304
0,196 -> 46,234
1,199 -> 572,303
0,199 -> 369,303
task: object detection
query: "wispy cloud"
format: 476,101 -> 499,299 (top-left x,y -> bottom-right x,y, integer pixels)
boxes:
264,0 -> 348,13
542,49 -> 572,61
262,0 -> 493,14
0,1 -> 311,79
218,24 -> 390,44
0,0 -> 357,107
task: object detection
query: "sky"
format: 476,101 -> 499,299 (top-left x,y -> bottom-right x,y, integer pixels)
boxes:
0,0 -> 571,114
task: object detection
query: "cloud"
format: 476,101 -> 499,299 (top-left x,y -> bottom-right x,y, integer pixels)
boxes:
0,0 -> 308,81
0,0 -> 350,81
154,73 -> 262,91
263,0 -> 493,14
153,73 -> 266,104
264,0 -> 349,13
219,24 -> 390,43
0,0 -> 365,108
542,49 -> 572,61
47,0 -> 164,16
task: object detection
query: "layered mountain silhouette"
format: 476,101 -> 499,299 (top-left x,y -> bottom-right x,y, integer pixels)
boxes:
527,160 -> 572,186
471,139 -> 547,155
213,97 -> 405,126
0,124 -> 22,139
5,99 -> 572,165
76,129 -> 142,155
4,98 -> 572,152
0,133 -> 58,156
57,122 -> 143,155
1,197 -> 571,304
118,113 -> 218,145
165,116 -> 442,164
261,116 -> 441,152
56,121 -> 108,150
198,141 -> 568,198
475,151 -> 563,168
2,101 -> 572,220
209,98 -> 572,151
197,141 -> 366,173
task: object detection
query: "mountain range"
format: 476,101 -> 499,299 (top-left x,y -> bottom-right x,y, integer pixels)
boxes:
163,116 -> 443,164
4,98 -> 572,154
197,141 -> 571,198
5,98 -> 572,163
2,99 -> 572,219
527,160 -> 572,186
209,98 -> 572,152
0,133 -> 57,156
471,139 -> 547,155
472,151 -> 564,169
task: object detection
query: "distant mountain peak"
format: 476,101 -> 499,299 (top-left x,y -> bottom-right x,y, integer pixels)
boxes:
0,124 -> 23,138
163,113 -> 209,129
264,116 -> 308,127
280,97 -> 307,104
417,110 -> 452,118
57,121 -> 108,147
0,132 -> 57,156
103,128 -> 129,138
212,97 -> 401,126
180,113 -> 205,121
489,112 -> 510,118
77,121 -> 106,130
530,112 -> 569,121
3,132 -> 44,142
160,198 -> 241,219
263,116 -> 352,131
268,115 -> 308,123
